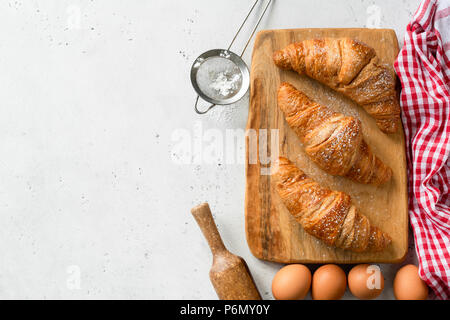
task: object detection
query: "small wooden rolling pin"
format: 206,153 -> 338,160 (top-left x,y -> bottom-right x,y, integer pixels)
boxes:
191,203 -> 262,300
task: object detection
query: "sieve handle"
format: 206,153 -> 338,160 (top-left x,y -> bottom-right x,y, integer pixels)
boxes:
194,95 -> 216,114
240,0 -> 272,57
227,0 -> 273,57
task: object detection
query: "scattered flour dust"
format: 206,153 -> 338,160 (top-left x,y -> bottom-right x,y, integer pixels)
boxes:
200,92 -> 247,124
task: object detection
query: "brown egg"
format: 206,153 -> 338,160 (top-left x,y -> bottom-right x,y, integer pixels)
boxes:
348,264 -> 384,299
272,264 -> 311,300
312,264 -> 347,300
394,264 -> 428,300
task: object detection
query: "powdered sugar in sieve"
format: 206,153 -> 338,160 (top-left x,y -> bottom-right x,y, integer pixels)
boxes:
189,0 -> 272,114
195,56 -> 243,100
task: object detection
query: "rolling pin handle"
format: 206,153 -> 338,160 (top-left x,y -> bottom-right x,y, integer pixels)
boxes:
191,203 -> 227,255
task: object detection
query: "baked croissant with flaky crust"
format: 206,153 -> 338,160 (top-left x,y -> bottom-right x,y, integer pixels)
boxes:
273,38 -> 400,133
278,82 -> 392,185
273,157 -> 392,252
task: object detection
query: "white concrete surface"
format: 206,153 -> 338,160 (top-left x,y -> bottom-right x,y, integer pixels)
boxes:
0,0 -> 421,299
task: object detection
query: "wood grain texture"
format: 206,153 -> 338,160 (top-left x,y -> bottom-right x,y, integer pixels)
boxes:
245,28 -> 408,264
192,203 -> 262,300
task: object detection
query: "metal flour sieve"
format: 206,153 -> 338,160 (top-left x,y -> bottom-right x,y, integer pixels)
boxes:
190,0 -> 272,114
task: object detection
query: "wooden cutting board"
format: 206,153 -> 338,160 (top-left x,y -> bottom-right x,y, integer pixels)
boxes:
245,28 -> 408,264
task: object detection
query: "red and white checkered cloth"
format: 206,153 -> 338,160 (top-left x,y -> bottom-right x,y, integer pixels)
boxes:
394,0 -> 450,300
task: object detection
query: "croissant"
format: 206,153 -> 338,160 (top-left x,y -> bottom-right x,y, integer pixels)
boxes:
278,82 -> 392,185
273,38 -> 400,133
273,157 -> 391,252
